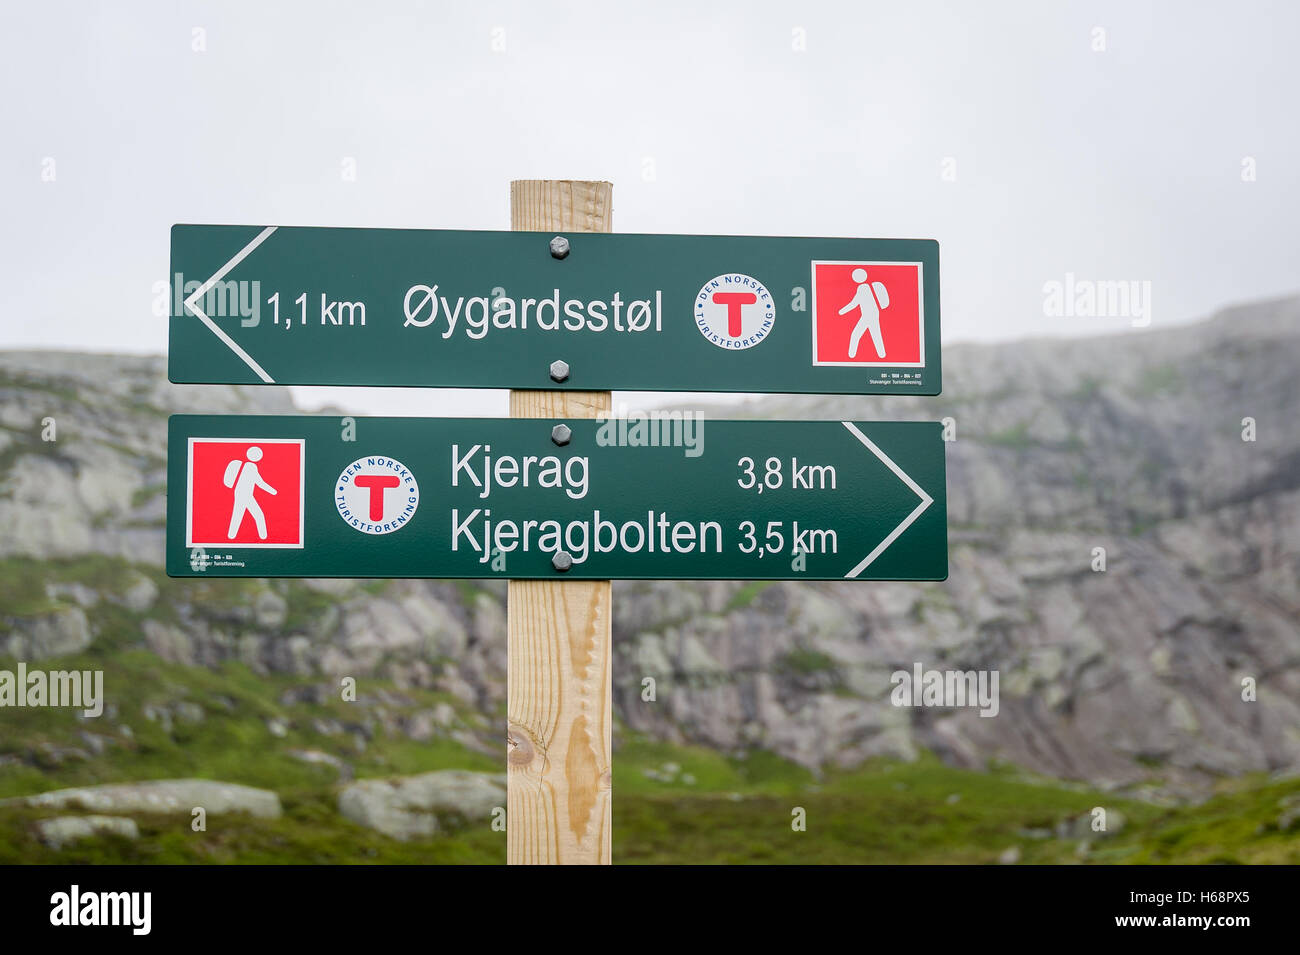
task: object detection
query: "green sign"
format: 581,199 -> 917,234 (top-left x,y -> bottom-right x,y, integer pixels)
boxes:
168,225 -> 941,395
166,415 -> 946,581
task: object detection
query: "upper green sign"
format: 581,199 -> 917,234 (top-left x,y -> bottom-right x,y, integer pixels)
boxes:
166,415 -> 947,581
168,225 -> 941,394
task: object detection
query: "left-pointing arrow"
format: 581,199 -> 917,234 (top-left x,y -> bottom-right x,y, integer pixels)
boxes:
182,226 -> 279,383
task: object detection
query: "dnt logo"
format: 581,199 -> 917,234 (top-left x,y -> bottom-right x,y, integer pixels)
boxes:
694,272 -> 776,350
335,455 -> 421,535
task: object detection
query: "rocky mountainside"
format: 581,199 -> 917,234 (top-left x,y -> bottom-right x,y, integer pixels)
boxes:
2,295 -> 1298,789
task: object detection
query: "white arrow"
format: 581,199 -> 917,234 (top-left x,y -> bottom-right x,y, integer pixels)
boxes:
841,421 -> 935,579
182,226 -> 279,383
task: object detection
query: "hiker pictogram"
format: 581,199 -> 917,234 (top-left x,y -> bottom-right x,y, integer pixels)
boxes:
224,446 -> 277,540
812,261 -> 925,367
840,267 -> 891,359
186,438 -> 304,549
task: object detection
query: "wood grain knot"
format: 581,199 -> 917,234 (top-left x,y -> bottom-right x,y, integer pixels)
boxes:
507,726 -> 537,768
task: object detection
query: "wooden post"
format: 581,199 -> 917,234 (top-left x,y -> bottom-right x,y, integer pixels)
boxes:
507,180 -> 613,865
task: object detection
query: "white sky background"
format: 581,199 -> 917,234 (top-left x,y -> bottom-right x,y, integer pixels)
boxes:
1,0 -> 1296,417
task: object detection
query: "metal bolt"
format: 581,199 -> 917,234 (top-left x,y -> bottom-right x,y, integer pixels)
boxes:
549,235 -> 570,259
551,423 -> 572,447
549,359 -> 570,383
552,550 -> 573,572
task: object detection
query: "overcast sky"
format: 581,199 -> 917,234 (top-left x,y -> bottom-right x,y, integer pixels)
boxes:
2,0 -> 1296,416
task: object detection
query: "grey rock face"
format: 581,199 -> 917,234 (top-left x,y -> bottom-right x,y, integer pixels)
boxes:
1,297 -> 1297,787
0,352 -> 294,563
614,297 -> 1300,783
337,770 -> 505,840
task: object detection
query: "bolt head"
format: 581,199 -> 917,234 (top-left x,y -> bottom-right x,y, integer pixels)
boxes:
551,550 -> 573,572
549,235 -> 570,259
551,423 -> 572,447
549,359 -> 570,383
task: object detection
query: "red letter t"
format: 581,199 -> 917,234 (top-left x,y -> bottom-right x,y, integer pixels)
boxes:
353,475 -> 401,521
711,291 -> 757,337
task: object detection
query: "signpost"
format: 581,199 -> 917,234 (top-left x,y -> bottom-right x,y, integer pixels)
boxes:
164,179 -> 948,866
168,223 -> 941,394
505,180 -> 614,866
166,414 -> 947,582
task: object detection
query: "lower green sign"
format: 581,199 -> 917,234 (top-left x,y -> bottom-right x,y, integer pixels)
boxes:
166,415 -> 946,581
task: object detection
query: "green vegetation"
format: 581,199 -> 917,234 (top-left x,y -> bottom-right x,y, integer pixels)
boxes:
0,797 -> 503,865
4,711 -> 1297,863
982,422 -> 1035,449
615,756 -> 1300,864
724,581 -> 772,611
776,647 -> 839,677
0,648 -> 494,799
0,425 -> 81,497
2,557 -> 1297,865
616,737 -> 814,798
0,369 -> 80,404
1069,376 -> 1104,400
2,639 -> 1296,865
0,555 -> 150,618
130,483 -> 166,508
452,580 -> 485,606
1134,363 -> 1184,397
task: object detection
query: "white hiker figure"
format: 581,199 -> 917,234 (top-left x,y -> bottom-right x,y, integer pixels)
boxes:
224,446 -> 276,540
839,267 -> 890,358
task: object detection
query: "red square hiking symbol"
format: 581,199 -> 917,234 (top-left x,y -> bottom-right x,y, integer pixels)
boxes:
186,438 -> 305,548
811,261 -> 925,366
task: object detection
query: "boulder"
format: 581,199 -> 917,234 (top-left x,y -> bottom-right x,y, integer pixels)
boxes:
119,572 -> 159,612
1,780 -> 281,818
338,770 -> 505,840
36,815 -> 139,850
2,606 -> 93,660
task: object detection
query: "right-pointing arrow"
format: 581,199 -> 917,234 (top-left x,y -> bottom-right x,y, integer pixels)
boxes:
841,421 -> 935,579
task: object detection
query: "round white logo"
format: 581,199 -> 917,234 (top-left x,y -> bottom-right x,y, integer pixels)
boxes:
694,272 -> 776,349
335,455 -> 420,535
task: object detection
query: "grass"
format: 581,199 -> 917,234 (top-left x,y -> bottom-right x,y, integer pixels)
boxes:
776,648 -> 839,677
725,581 -> 773,611
3,558 -> 1298,865
130,483 -> 167,508
982,423 -> 1035,449
1134,364 -> 1184,398
3,675 -> 1299,863
616,737 -> 813,797
4,633 -> 1295,867
614,750 -> 1300,865
0,795 -> 505,865
0,648 -> 495,799
0,555 -> 151,617
280,581 -> 346,632
1069,376 -> 1104,400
